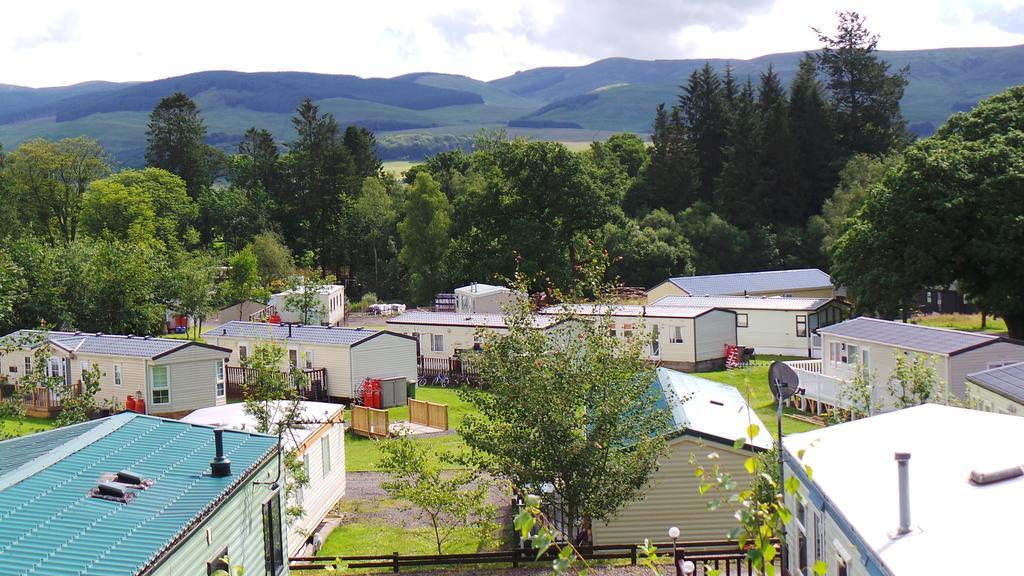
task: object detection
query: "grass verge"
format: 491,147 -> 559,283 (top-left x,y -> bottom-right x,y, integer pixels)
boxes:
0,415 -> 56,439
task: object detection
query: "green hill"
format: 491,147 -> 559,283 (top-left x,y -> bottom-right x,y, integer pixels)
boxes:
2,44 -> 1023,163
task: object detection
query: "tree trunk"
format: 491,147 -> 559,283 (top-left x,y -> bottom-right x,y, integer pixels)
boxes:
1004,314 -> 1023,340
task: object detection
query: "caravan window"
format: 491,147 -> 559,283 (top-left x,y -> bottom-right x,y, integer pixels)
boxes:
796,315 -> 808,337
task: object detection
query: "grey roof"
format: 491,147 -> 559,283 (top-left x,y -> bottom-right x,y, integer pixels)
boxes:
664,268 -> 833,295
1,330 -> 223,359
388,311 -> 561,329
207,321 -> 399,346
652,295 -> 837,311
967,362 -> 1024,403
817,317 -> 1000,355
541,304 -> 722,319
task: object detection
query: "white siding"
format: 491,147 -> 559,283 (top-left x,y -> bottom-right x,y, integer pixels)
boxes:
349,334 -> 418,397
153,346 -> 230,414
289,423 -> 346,555
693,310 -> 737,362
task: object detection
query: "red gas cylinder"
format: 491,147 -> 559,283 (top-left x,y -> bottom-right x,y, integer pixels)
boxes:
269,314 -> 281,324
369,379 -> 382,409
125,394 -> 136,412
134,395 -> 146,414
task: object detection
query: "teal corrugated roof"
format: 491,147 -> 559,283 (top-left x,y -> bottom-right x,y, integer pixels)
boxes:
0,413 -> 278,576
0,419 -> 105,478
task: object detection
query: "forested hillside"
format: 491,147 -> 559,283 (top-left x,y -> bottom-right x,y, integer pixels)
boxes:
2,41 -> 1023,165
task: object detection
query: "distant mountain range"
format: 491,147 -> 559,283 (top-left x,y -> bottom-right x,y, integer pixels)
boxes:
2,44 -> 1023,166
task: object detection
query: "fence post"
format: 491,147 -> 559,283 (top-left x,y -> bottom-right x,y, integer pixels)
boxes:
392,551 -> 400,573
512,547 -> 519,568
630,544 -> 637,566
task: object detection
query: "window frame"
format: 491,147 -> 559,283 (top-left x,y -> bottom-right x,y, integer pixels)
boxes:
321,432 -> 332,477
113,363 -> 123,387
151,365 -> 170,405
238,343 -> 249,361
649,324 -> 660,356
670,326 -> 684,344
215,360 -> 226,398
206,547 -> 229,576
796,315 -> 808,338
430,334 -> 444,353
262,493 -> 285,576
736,313 -> 749,328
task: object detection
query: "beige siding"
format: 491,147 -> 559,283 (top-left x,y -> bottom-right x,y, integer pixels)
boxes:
950,342 -> 1024,398
151,457 -> 282,576
387,322 -> 496,359
290,423 -> 346,554
734,309 -> 812,356
693,310 -> 737,362
349,335 -> 418,397
645,318 -> 694,364
646,282 -> 687,303
966,381 -> 1024,415
594,436 -> 758,545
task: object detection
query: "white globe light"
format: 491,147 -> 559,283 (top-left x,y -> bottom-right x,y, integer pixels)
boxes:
682,560 -> 696,575
668,526 -> 680,539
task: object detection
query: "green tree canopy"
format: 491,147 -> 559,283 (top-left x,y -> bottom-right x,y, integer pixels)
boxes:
831,86 -> 1024,337
82,168 -> 197,248
398,172 -> 451,304
145,92 -> 212,199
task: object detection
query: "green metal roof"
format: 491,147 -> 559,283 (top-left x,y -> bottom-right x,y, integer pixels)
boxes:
0,413 -> 278,575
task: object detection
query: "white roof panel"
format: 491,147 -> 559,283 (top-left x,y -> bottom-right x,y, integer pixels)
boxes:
656,368 -> 773,450
784,404 -> 1024,575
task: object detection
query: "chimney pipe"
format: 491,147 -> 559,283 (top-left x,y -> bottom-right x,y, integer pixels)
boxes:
211,428 -> 231,477
895,452 -> 911,535
288,323 -> 293,338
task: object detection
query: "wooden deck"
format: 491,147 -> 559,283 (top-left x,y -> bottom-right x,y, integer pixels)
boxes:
225,366 -> 329,401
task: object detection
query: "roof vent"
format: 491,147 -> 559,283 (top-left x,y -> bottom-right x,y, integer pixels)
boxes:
970,465 -> 1024,485
90,471 -> 153,503
74,331 -> 82,336
211,428 -> 232,478
95,332 -> 103,337
143,335 -> 151,340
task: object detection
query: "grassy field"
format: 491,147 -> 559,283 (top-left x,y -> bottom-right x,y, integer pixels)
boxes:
381,160 -> 420,176
0,416 -> 55,439
912,313 -> 1007,334
345,386 -> 473,471
700,356 -> 823,438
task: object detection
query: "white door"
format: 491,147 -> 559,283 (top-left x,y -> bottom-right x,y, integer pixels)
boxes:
650,325 -> 661,358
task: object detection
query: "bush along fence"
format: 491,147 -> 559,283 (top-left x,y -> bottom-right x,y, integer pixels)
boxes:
289,540 -> 780,574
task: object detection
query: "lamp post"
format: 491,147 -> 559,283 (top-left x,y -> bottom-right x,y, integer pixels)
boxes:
668,526 -> 681,576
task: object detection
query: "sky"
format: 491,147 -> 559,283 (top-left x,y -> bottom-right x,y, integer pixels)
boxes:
3,0 -> 1024,88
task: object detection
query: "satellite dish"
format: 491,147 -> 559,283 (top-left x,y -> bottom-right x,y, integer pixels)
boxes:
768,361 -> 800,401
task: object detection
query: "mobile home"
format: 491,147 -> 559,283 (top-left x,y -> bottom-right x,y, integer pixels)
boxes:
270,284 -> 346,326
594,368 -> 773,544
183,401 -> 346,555
783,404 -> 1024,575
652,295 -> 848,357
204,321 -> 417,401
0,413 -> 286,575
454,283 -> 515,314
966,361 -> 1024,416
647,268 -> 835,303
0,330 -> 231,418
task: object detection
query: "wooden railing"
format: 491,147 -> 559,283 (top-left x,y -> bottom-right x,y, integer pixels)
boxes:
290,540 -> 779,573
408,398 -> 448,430
417,355 -> 479,381
351,404 -> 389,438
225,366 -> 328,401
248,304 -> 277,322
0,383 -> 82,417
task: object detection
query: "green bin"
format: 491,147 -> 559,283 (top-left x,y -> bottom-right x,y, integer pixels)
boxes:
407,379 -> 417,400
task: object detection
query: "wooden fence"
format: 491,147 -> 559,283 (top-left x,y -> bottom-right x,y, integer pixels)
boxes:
408,398 -> 448,431
0,383 -> 81,418
225,366 -> 328,401
290,540 -> 779,574
417,355 -> 480,382
351,404 -> 389,438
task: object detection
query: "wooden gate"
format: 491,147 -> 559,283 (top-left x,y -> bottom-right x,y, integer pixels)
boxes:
408,398 -> 448,430
351,405 -> 390,438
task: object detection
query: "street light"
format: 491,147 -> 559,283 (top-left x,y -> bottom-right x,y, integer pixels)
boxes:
668,526 -> 681,576
682,560 -> 695,576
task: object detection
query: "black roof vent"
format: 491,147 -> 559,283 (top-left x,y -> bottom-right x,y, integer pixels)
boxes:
211,428 -> 232,478
90,471 -> 153,503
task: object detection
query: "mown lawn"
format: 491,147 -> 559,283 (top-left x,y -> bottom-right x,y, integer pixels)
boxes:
345,386 -> 474,472
317,522 -> 491,558
0,416 -> 55,439
912,313 -> 1007,335
699,356 -> 823,438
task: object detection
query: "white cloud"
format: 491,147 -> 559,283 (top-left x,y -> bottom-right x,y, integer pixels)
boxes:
0,0 -> 1022,87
